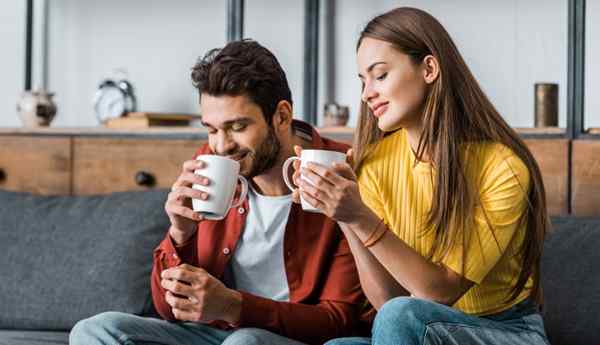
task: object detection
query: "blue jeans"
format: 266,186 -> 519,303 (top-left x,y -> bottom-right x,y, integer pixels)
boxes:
325,297 -> 549,345
69,311 -> 307,345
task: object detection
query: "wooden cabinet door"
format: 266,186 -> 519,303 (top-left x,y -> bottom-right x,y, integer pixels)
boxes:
0,136 -> 71,195
73,138 -> 206,195
572,140 -> 600,216
523,139 -> 569,216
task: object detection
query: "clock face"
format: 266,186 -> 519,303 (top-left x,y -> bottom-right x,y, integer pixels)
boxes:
94,85 -> 126,123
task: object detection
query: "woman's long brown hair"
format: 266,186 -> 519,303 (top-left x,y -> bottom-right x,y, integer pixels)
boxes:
354,7 -> 548,304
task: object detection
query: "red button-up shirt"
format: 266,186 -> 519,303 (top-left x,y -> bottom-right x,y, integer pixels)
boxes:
151,121 -> 365,345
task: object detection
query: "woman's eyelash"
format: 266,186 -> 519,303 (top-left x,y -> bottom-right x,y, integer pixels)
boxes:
376,72 -> 388,81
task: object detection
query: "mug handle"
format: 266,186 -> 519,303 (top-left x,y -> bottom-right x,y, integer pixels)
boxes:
282,156 -> 301,192
230,175 -> 249,209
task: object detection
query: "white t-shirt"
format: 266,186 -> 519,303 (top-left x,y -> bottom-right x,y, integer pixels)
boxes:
229,184 -> 292,301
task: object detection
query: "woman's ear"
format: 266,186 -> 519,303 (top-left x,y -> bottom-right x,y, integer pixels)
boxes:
272,100 -> 293,130
422,55 -> 440,84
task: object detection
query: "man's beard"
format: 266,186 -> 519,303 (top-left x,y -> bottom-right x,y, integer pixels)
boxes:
243,126 -> 281,179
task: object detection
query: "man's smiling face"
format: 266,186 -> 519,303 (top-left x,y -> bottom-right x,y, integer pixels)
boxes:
200,93 -> 280,178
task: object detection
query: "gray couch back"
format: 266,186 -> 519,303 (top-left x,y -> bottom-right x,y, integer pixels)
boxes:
542,217 -> 600,345
0,189 -> 170,330
0,190 -> 598,345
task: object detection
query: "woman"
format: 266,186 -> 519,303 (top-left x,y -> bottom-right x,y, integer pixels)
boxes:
292,7 -> 550,345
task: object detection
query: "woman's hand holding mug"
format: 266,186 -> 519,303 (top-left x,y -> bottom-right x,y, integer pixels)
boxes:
287,145 -> 368,224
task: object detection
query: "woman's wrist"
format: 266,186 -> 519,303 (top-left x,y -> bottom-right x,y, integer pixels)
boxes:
340,207 -> 382,242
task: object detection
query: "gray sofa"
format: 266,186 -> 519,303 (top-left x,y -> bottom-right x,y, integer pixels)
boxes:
0,189 -> 598,345
0,189 -> 169,345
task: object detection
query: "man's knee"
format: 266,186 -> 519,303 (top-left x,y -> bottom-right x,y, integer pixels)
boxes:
70,311 -> 134,345
223,328 -> 277,345
324,339 -> 348,345
324,337 -> 371,345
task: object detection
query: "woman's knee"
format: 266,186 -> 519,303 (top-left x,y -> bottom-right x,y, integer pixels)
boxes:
376,297 -> 423,324
372,297 -> 438,344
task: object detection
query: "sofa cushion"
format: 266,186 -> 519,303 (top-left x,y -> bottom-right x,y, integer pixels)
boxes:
542,217 -> 600,345
0,330 -> 68,345
0,189 -> 170,330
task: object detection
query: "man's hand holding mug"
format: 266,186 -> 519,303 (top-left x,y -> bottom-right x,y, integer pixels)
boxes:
165,155 -> 248,246
165,159 -> 209,245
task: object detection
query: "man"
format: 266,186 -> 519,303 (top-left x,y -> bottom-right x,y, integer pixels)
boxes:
69,40 -> 364,345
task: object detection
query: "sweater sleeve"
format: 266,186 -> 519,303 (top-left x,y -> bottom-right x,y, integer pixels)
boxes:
151,144 -> 209,320
151,232 -> 198,321
443,152 -> 531,284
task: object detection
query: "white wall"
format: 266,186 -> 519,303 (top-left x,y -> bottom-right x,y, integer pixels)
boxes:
47,0 -> 226,127
332,0 -> 568,128
585,0 -> 600,129
1,1 -> 593,129
0,2 -> 25,127
246,0 -> 305,118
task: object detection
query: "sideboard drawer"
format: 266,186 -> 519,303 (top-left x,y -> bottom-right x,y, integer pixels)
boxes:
73,138 -> 205,194
523,139 -> 569,216
0,136 -> 71,195
572,140 -> 600,216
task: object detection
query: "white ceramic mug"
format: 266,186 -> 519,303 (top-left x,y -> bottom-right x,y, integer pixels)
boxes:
192,155 -> 248,220
282,149 -> 346,213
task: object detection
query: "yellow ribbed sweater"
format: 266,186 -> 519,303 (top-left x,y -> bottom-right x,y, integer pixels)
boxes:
357,129 -> 533,315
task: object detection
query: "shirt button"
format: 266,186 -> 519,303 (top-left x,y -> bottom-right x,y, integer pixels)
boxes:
223,248 -> 230,255
237,207 -> 245,214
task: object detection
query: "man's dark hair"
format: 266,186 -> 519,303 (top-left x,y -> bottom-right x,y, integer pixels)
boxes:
191,39 -> 293,125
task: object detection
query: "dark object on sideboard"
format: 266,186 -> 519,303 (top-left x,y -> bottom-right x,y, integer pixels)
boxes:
535,83 -> 559,128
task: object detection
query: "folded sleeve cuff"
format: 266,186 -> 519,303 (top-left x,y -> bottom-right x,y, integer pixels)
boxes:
157,232 -> 198,267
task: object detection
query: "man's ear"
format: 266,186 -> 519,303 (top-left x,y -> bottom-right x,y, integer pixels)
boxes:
422,55 -> 440,84
272,100 -> 293,130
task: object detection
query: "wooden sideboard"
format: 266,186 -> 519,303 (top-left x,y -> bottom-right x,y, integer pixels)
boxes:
0,135 -> 71,195
0,129 -> 205,195
571,140 -> 600,216
72,138 -> 205,194
0,127 -> 594,216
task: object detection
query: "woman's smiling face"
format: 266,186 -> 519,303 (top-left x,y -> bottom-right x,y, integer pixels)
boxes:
357,37 -> 429,132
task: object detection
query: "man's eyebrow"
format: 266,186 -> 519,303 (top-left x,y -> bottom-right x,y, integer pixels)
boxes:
201,116 -> 254,128
358,61 -> 387,78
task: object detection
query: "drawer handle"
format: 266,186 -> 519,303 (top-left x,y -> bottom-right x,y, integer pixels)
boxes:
135,171 -> 156,187
0,168 -> 5,182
